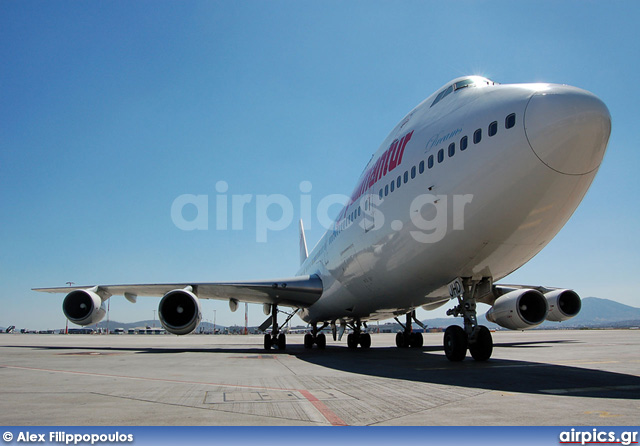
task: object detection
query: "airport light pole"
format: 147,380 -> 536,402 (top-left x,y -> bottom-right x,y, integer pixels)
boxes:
213,310 -> 216,334
244,303 -> 248,335
152,310 -> 156,328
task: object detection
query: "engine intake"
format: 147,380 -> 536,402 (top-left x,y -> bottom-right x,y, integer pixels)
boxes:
62,290 -> 106,326
545,289 -> 581,321
486,289 -> 548,330
158,288 -> 202,335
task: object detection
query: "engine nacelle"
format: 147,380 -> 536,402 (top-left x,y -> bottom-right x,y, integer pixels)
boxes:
485,289 -> 548,330
158,288 -> 202,335
62,289 -> 106,326
545,289 -> 581,321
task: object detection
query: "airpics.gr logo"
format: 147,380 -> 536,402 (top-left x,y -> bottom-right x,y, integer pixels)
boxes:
171,180 -> 474,243
559,429 -> 638,446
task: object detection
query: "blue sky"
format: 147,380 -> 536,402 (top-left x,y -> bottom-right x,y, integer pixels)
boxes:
1,1 -> 639,330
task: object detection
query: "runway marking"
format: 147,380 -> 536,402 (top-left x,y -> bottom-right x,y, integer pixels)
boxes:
540,385 -> 640,395
415,363 -> 547,371
0,364 -> 295,391
299,390 -> 347,426
556,360 -> 619,365
0,364 -> 349,426
584,411 -> 622,418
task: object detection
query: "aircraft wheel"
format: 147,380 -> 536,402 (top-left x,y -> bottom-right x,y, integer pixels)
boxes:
304,333 -> 314,349
395,332 -> 406,348
410,332 -> 424,348
469,326 -> 493,361
360,333 -> 371,349
316,333 -> 326,349
264,333 -> 272,350
277,333 -> 286,350
347,333 -> 358,349
443,325 -> 467,361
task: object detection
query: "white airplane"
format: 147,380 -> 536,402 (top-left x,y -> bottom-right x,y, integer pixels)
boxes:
35,76 -> 611,361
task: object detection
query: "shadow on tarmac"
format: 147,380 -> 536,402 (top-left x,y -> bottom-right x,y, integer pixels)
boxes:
5,338 -> 640,400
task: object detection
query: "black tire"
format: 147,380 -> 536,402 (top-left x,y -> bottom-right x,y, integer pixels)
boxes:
277,333 -> 286,350
395,332 -> 406,348
443,325 -> 467,361
264,333 -> 272,350
360,333 -> 371,349
316,333 -> 326,349
304,333 -> 314,349
347,333 -> 358,349
469,326 -> 493,361
410,332 -> 424,348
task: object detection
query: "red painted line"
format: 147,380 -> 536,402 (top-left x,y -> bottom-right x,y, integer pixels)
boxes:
299,389 -> 347,426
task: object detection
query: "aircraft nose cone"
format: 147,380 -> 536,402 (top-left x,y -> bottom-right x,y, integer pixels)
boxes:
524,85 -> 611,175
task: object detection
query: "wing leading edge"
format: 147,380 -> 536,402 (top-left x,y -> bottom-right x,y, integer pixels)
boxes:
33,274 -> 323,308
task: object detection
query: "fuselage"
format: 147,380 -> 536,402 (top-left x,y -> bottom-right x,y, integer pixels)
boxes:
296,76 -> 611,325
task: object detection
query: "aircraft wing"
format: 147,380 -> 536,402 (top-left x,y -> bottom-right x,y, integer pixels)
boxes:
33,274 -> 323,308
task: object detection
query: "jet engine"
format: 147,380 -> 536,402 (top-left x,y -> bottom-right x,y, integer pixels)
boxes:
62,289 -> 106,326
544,289 -> 581,321
485,289 -> 548,330
158,288 -> 202,335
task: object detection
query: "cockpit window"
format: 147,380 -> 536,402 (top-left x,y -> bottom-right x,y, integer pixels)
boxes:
431,85 -> 454,107
431,76 -> 496,108
453,79 -> 475,91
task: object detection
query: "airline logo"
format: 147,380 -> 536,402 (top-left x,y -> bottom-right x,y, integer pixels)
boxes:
348,130 -> 414,207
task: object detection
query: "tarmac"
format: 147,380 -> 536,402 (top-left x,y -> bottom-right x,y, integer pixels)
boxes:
0,330 -> 639,426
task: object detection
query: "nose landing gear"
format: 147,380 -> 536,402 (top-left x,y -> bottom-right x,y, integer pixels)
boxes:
444,277 -> 493,362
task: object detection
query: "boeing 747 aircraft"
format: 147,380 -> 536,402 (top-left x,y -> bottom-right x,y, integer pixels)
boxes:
35,76 -> 611,361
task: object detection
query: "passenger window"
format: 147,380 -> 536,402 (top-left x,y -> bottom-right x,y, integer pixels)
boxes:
506,113 -> 516,129
474,129 -> 482,144
358,207 -> 361,217
448,143 -> 455,157
396,176 -> 401,188
385,184 -> 389,196
489,121 -> 498,137
460,136 -> 468,151
411,166 -> 416,179
390,181 -> 395,192
428,155 -> 434,169
379,189 -> 383,199
404,171 -> 409,183
438,149 -> 444,163
419,160 -> 424,174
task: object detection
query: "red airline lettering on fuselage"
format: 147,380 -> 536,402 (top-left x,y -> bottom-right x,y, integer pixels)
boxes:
340,130 -> 414,220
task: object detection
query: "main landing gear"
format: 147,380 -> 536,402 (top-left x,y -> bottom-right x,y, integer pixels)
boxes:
344,320 -> 371,349
263,305 -> 298,351
304,323 -> 328,349
444,277 -> 493,361
394,310 -> 424,348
